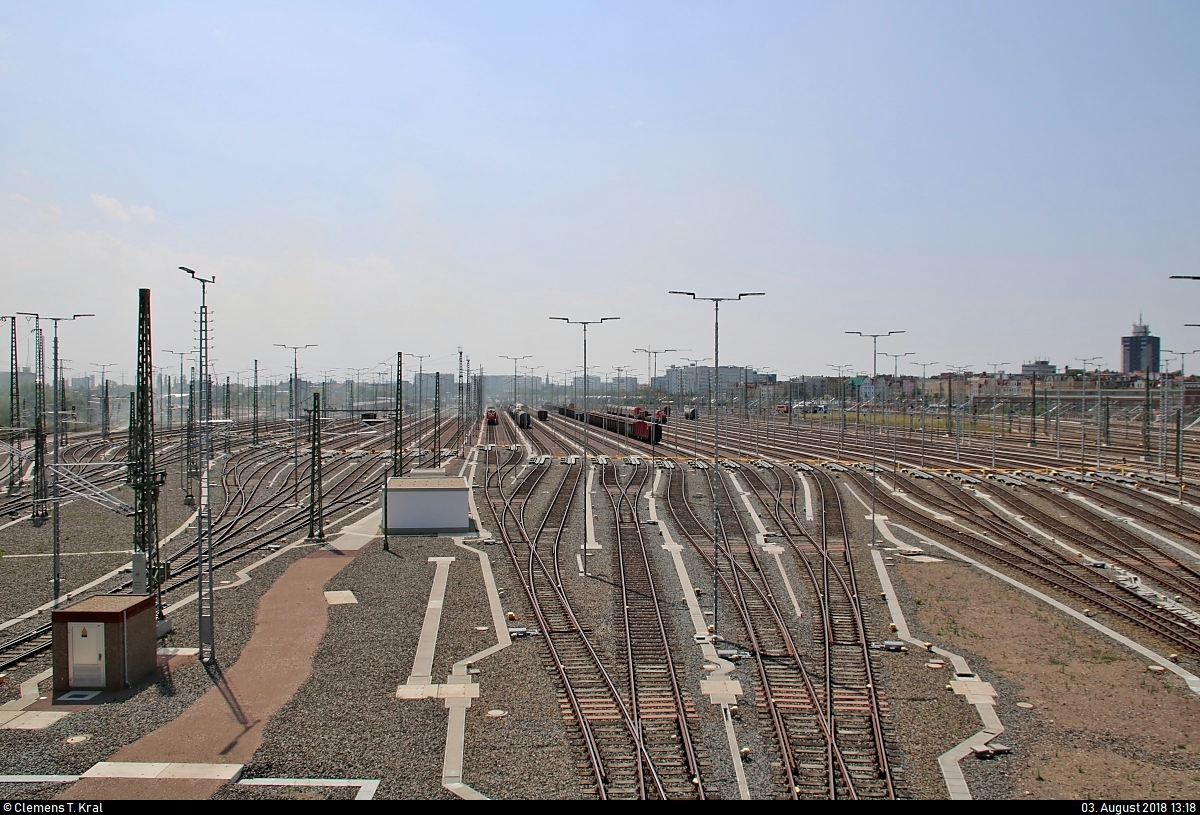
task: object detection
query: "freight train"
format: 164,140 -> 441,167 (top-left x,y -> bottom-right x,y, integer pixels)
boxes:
507,404 -> 532,429
557,405 -> 663,444
606,404 -> 648,420
605,404 -> 670,423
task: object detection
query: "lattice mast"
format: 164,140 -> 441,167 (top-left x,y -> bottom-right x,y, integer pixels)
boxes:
434,373 -> 441,465
131,289 -> 165,608
308,392 -> 324,540
392,351 -> 403,476
182,266 -> 216,665
197,279 -> 214,663
457,348 -> 463,452
32,320 -> 47,517
252,359 -> 259,445
4,316 -> 18,492
184,369 -> 196,504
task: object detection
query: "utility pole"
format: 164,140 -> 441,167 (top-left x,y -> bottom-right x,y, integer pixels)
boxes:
847,330 -> 905,546
457,349 -> 464,452
400,352 -> 410,477
433,373 -> 442,467
19,312 -> 94,605
947,366 -> 971,462
181,265 -> 216,665
910,361 -> 938,466
634,347 -> 681,406
987,362 -> 1009,469
131,290 -> 166,617
275,343 -> 317,506
669,291 -> 763,638
404,355 -> 428,466
1030,373 -> 1037,447
252,359 -> 260,445
164,348 -> 193,485
500,355 -> 531,407
551,315 -> 621,578
17,314 -> 48,519
2,316 -> 18,493
309,392 -> 325,541
1077,357 -> 1101,470
92,364 -> 116,440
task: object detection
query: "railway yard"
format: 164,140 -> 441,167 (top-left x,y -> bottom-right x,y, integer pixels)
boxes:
1,403 -> 1199,801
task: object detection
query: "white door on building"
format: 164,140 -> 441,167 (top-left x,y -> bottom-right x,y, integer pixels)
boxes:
68,622 -> 105,688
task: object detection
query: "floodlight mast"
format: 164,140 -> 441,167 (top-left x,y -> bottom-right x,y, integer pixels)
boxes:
500,355 -> 532,408
987,362 -> 1010,469
1076,356 -> 1102,471
911,361 -> 939,466
550,316 -> 619,578
668,291 -> 763,639
274,343 -> 317,505
634,347 -> 684,456
845,330 -> 904,548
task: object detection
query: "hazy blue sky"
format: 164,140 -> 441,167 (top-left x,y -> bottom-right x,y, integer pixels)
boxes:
3,1 -> 1199,385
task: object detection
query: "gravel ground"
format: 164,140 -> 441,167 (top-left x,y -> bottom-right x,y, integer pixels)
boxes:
0,502 -> 376,799
239,450 -> 582,800
10,422 -> 1195,802
0,476 -> 201,704
889,535 -> 1200,800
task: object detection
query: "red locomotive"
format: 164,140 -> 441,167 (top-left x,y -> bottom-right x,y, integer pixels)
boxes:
486,408 -> 498,426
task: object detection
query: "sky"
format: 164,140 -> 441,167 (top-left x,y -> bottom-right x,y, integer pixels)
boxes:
3,1 -> 1200,386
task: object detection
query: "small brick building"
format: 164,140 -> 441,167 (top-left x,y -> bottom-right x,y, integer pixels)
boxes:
52,594 -> 157,692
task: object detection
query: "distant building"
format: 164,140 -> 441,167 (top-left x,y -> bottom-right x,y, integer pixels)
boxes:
1121,319 -> 1160,375
1021,360 -> 1056,378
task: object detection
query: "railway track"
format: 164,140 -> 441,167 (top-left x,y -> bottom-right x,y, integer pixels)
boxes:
738,462 -> 899,797
479,414 -> 700,798
840,466 -> 1200,658
598,460 -> 709,798
0,414 -> 465,673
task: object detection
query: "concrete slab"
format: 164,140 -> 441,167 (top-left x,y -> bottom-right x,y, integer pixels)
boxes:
396,684 -> 437,699
157,763 -> 243,780
82,762 -> 171,779
437,684 -> 479,699
80,762 -> 243,780
394,683 -> 480,700
323,590 -> 358,605
325,510 -> 381,553
950,680 -> 997,700
2,711 -> 70,730
700,679 -> 743,696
